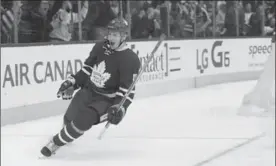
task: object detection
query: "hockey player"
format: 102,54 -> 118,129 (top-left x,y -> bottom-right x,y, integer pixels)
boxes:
40,17 -> 140,157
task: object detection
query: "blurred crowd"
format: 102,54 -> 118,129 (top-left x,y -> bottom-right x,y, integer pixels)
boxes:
1,0 -> 275,44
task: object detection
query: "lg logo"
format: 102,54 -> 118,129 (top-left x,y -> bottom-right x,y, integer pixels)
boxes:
196,41 -> 230,74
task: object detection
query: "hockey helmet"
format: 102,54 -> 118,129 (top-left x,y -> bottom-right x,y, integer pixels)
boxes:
107,17 -> 129,35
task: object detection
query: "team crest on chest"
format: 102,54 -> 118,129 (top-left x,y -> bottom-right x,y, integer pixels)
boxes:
90,61 -> 111,88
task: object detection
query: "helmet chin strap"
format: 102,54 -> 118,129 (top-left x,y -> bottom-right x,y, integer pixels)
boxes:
116,37 -> 125,49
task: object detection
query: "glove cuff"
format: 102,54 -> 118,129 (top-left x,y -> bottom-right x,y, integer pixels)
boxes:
67,75 -> 76,85
113,104 -> 126,113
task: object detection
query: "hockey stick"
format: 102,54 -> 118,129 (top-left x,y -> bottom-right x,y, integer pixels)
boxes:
98,34 -> 166,140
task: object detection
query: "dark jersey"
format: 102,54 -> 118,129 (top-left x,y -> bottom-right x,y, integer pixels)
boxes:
74,41 -> 140,110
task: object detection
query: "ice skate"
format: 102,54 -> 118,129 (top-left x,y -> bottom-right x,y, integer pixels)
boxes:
40,139 -> 60,157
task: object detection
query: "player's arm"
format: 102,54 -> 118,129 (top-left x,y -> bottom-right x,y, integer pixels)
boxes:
56,42 -> 101,99
107,53 -> 141,125
71,42 -> 102,88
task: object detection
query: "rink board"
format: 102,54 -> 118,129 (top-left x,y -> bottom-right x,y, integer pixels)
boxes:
1,37 -> 272,125
1,71 -> 261,126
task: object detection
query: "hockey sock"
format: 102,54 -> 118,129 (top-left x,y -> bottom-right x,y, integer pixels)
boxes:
63,115 -> 70,126
53,121 -> 85,146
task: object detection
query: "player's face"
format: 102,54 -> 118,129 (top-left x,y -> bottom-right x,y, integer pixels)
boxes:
107,30 -> 122,49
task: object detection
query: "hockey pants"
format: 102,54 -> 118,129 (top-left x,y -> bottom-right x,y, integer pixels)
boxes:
63,88 -> 113,130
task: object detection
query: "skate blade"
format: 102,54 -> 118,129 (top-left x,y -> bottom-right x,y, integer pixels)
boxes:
38,152 -> 56,159
38,154 -> 49,159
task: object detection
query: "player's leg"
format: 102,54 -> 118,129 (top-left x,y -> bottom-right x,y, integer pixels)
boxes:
88,99 -> 114,124
40,90 -> 113,157
41,108 -> 98,157
55,108 -> 97,146
63,89 -> 83,126
40,88 -> 92,157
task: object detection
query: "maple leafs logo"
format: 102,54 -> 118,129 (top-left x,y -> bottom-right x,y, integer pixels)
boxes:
90,61 -> 111,88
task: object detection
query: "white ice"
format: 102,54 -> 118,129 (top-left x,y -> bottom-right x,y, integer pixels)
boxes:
1,81 -> 275,166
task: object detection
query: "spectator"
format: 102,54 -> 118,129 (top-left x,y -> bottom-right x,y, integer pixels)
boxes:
131,7 -> 148,39
215,2 -> 226,36
178,1 -> 196,38
146,6 -> 162,38
194,4 -> 212,37
224,1 -> 245,37
49,0 -> 88,42
264,16 -> 275,35
264,2 -> 275,36
248,3 -> 264,36
1,3 -> 14,43
176,1 -> 211,38
85,0 -> 119,40
129,1 -> 146,16
169,1 -> 183,38
131,3 -> 161,39
81,1 -> 98,41
244,2 -> 253,25
18,1 -> 36,43
1,0 -> 22,43
243,2 -> 253,35
29,1 -> 50,42
1,0 -> 274,44
18,1 -> 53,43
217,1 -> 226,11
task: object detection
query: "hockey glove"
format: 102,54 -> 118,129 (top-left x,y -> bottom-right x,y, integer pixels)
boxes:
57,75 -> 76,100
107,105 -> 126,125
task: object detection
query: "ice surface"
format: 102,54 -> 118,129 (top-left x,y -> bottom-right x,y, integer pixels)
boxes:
1,81 -> 275,166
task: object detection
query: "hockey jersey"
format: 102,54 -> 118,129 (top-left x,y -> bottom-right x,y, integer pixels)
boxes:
74,40 -> 140,110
